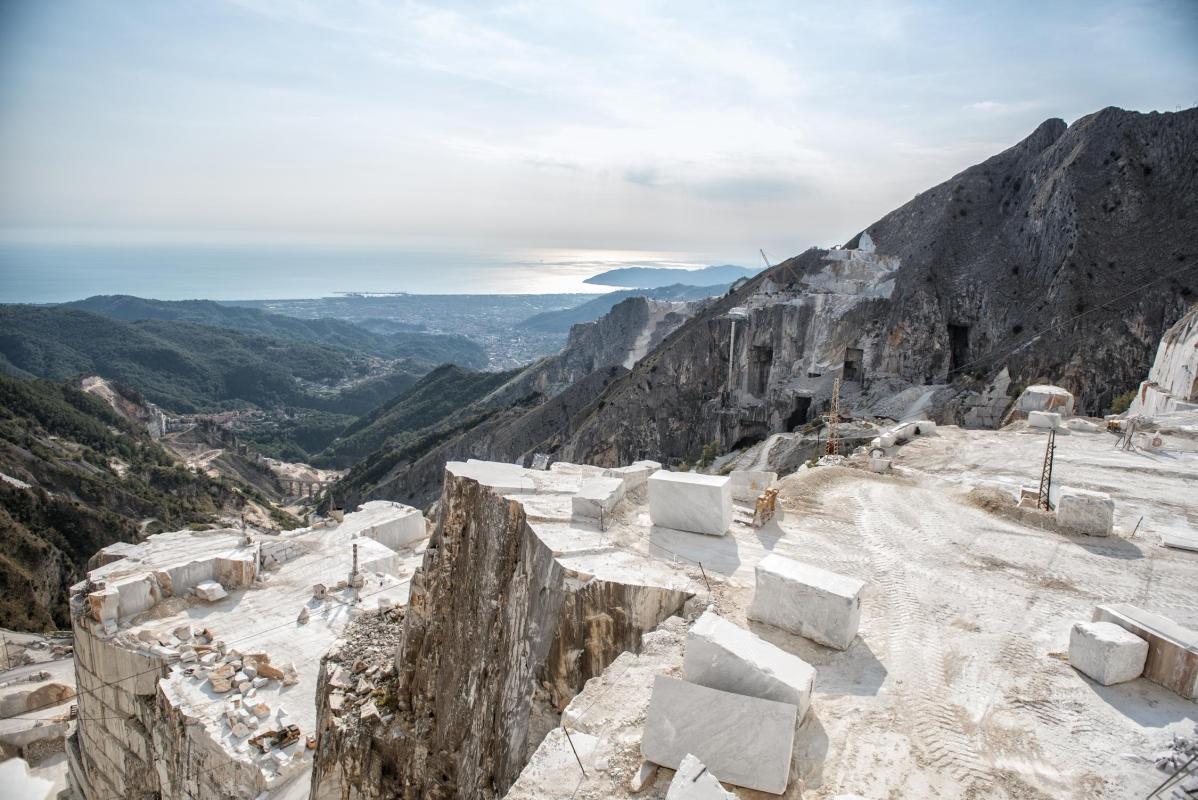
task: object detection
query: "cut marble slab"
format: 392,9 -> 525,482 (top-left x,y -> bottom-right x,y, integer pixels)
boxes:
748,554 -> 864,650
684,610 -> 814,720
648,471 -> 732,536
641,675 -> 796,794
572,476 -> 626,522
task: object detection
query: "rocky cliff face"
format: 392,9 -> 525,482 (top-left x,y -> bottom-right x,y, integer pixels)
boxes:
554,107 -> 1198,467
334,296 -> 702,509
311,465 -> 691,799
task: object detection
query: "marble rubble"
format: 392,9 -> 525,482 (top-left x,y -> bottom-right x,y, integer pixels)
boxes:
66,501 -> 427,800
1068,621 -> 1149,685
648,470 -> 733,535
748,554 -> 865,650
641,675 -> 796,794
684,609 -> 815,719
666,753 -> 738,799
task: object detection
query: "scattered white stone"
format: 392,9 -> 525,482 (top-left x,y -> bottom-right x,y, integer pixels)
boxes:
748,554 -> 864,650
1056,487 -> 1114,536
230,722 -> 250,738
667,753 -> 737,799
195,580 -> 228,602
641,675 -> 796,794
629,760 -> 658,793
297,607 -> 310,625
684,610 -> 815,720
648,471 -> 733,536
1069,621 -> 1148,685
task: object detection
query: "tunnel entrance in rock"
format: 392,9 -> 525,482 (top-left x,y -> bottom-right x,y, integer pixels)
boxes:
842,347 -> 864,383
948,324 -> 970,375
749,346 -> 774,395
787,397 -> 812,430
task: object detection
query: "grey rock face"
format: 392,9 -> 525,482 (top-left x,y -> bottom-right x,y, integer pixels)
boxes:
555,107 -> 1198,467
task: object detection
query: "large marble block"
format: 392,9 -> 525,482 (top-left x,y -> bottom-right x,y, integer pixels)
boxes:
571,477 -> 626,522
602,461 -> 661,495
666,753 -> 737,799
648,471 -> 732,536
1027,410 -> 1062,429
684,610 -> 815,720
1069,621 -> 1148,685
727,470 -> 777,502
748,555 -> 864,650
1093,604 -> 1198,699
1055,487 -> 1114,536
641,675 -> 796,794
194,580 -> 227,602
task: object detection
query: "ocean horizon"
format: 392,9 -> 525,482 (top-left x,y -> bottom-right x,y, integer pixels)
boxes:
0,240 -> 740,303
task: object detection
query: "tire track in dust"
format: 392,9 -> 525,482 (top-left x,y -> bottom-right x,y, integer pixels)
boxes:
847,485 -> 992,787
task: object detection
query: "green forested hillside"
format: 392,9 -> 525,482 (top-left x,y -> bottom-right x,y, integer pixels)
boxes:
316,364 -> 517,467
0,305 -> 422,415
0,375 -> 297,630
66,295 -> 486,367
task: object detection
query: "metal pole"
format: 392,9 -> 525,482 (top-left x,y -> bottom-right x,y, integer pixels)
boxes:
562,724 -> 588,778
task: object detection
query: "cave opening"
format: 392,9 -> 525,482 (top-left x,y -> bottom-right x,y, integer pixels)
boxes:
947,324 -> 970,375
842,347 -> 864,383
787,397 -> 812,430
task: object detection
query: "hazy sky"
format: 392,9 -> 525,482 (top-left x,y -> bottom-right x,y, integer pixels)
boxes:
1,0 -> 1196,259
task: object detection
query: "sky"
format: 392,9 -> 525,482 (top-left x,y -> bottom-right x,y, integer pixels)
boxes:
1,0 -> 1196,262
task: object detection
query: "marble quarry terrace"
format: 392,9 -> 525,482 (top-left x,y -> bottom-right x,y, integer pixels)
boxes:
63,417 -> 1197,799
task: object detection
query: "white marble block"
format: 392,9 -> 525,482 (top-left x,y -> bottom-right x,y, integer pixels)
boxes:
1055,487 -> 1114,536
748,555 -> 864,650
666,753 -> 737,799
571,476 -> 626,521
648,471 -> 733,536
194,580 -> 228,602
602,460 -> 661,495
1069,621 -> 1148,685
684,610 -> 815,720
641,675 -> 796,794
727,470 -> 777,502
1027,410 -> 1062,429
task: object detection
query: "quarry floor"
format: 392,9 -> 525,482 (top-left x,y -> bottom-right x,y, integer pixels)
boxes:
514,424 -> 1198,799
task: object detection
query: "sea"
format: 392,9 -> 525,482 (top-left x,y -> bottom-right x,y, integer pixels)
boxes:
0,240 -> 731,303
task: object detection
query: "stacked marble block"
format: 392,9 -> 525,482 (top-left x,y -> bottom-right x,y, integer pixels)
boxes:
1055,487 -> 1115,536
648,471 -> 733,536
642,610 -> 813,794
749,554 -> 865,651
1068,621 -> 1148,685
572,461 -> 662,528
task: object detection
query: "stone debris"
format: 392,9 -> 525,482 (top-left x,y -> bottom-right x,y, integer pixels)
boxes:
194,580 -> 228,602
1069,621 -> 1148,685
748,554 -> 865,650
1055,487 -> 1115,536
684,609 -> 815,719
1153,723 -> 1198,782
297,607 -> 310,625
629,760 -> 658,793
648,470 -> 733,535
641,675 -> 796,794
666,753 -> 738,799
